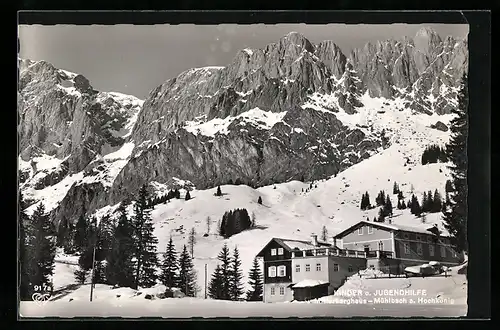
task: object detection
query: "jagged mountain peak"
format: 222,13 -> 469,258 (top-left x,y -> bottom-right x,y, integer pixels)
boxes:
279,31 -> 315,51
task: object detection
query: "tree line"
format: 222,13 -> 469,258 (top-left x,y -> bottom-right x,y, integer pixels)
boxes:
421,144 -> 448,165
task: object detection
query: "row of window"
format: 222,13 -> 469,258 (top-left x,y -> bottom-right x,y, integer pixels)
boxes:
268,265 -> 286,277
270,248 -> 284,256
358,226 -> 374,235
270,286 -> 285,296
403,242 -> 448,257
269,263 -> 356,277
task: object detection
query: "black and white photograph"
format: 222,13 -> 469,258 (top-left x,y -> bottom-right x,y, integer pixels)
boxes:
18,17 -> 472,318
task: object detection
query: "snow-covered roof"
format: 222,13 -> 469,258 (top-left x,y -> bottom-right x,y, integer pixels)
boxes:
292,280 -> 329,288
334,220 -> 450,238
277,238 -> 332,251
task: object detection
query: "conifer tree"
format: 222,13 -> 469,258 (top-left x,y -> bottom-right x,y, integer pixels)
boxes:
160,236 -> 179,288
443,73 -> 468,253
188,227 -> 196,257
393,182 -> 399,194
56,217 -> 68,248
376,190 -> 386,206
216,186 -> 222,197
246,257 -> 263,301
185,190 -> 191,201
178,245 -> 196,296
30,203 -> 56,293
251,212 -> 256,227
421,192 -> 428,212
397,199 -> 402,210
208,264 -> 224,299
432,189 -> 442,213
321,225 -> 328,242
257,196 -> 262,205
445,179 -> 453,193
229,246 -> 244,301
383,195 -> 393,217
217,243 -> 231,300
425,190 -> 434,212
133,185 -> 159,289
105,201 -> 135,288
401,200 -> 407,209
206,216 -> 211,235
398,190 -> 404,201
377,208 -> 385,222
74,212 -> 88,253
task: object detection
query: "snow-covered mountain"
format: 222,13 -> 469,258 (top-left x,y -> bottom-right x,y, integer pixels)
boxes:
18,27 -> 467,295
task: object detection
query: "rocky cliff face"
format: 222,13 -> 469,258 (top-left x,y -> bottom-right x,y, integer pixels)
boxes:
18,27 -> 468,224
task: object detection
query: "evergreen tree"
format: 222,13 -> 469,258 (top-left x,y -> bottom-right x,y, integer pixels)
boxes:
105,201 -> 135,288
257,196 -> 262,205
432,189 -> 443,213
398,190 -> 404,201
74,212 -> 88,253
251,212 -> 256,227
421,192 -> 428,212
229,246 -> 244,301
401,200 -> 407,209
397,199 -> 402,210
217,243 -> 231,300
178,245 -> 196,296
56,217 -> 68,248
376,190 -> 386,206
188,227 -> 196,257
208,264 -> 224,299
443,73 -> 468,253
30,203 -> 56,293
383,195 -> 393,217
185,190 -> 191,201
373,217 -> 377,222
216,186 -> 222,197
246,257 -> 263,301
425,190 -> 434,212
19,193 -> 34,300
63,221 -> 76,254
159,236 -> 179,288
364,192 -> 371,209
206,216 -> 211,235
133,185 -> 159,289
445,179 -> 453,193
377,208 -> 385,222
393,182 -> 399,194
321,225 -> 328,242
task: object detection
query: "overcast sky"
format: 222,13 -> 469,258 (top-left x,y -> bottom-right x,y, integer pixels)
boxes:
18,24 -> 468,99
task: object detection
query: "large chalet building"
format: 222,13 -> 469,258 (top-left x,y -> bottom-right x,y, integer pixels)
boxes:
256,220 -> 462,303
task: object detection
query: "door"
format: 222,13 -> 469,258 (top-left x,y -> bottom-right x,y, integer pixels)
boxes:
364,245 -> 370,253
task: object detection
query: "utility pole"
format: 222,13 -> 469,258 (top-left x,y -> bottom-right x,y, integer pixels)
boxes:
204,264 -> 207,299
89,243 -> 96,302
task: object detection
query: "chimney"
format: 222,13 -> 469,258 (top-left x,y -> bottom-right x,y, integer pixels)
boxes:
311,234 -> 318,247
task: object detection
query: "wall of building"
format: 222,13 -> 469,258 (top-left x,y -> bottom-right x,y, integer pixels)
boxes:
340,224 -> 393,252
263,283 -> 293,303
291,255 -> 330,284
264,260 -> 292,283
327,256 -> 367,292
366,257 -> 402,274
394,231 -> 461,265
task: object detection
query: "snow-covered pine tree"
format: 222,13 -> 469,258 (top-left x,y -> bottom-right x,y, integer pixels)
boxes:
19,192 -> 34,300
160,236 -> 179,289
178,244 -> 196,296
217,243 -> 231,300
105,201 -> 136,288
30,203 -> 56,293
426,190 -> 434,212
246,257 -> 263,301
383,195 -> 393,217
321,225 -> 328,242
443,73 -> 468,253
432,189 -> 442,213
421,192 -> 428,212
208,264 -> 224,299
188,227 -> 196,257
74,212 -> 88,253
133,185 -> 159,289
229,246 -> 244,301
185,190 -> 191,201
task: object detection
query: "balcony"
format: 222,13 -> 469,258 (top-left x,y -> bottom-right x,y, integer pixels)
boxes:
291,247 -> 393,259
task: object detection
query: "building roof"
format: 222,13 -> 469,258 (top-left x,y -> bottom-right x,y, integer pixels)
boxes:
334,220 -> 450,239
256,237 -> 333,257
292,280 -> 329,288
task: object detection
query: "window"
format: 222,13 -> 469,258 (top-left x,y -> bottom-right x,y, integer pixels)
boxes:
403,233 -> 409,239
416,235 -> 421,241
270,287 -> 275,295
333,264 -> 339,272
367,226 -> 373,234
429,245 -> 435,257
277,248 -> 284,255
268,266 -> 276,277
316,263 -> 322,271
279,287 -> 285,296
278,265 -> 286,277
271,249 -> 277,256
348,265 -> 353,272
358,227 -> 363,235
427,236 -> 432,243
305,264 -> 311,272
416,243 -> 423,255
404,243 -> 410,254
378,241 -> 384,251
440,246 -> 446,257
295,264 -> 300,272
